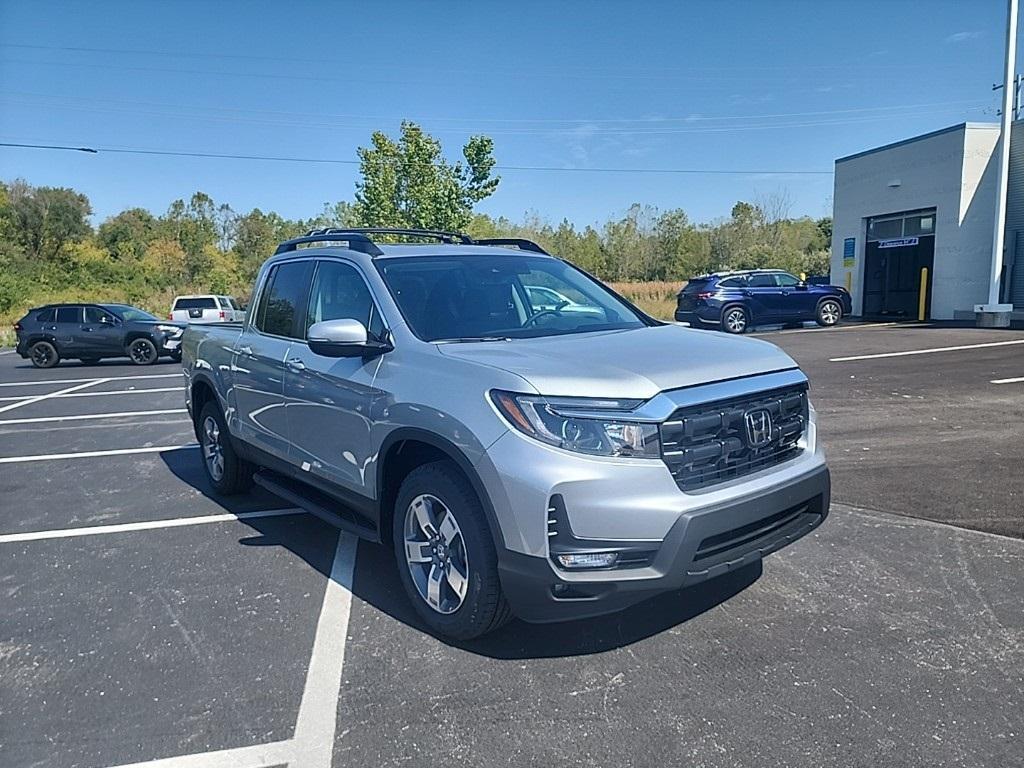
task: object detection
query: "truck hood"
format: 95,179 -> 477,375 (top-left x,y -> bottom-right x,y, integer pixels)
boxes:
436,324 -> 799,400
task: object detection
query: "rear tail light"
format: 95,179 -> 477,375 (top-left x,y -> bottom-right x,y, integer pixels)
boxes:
218,310 -> 226,320
696,292 -> 713,300
167,313 -> 173,320
13,322 -> 23,331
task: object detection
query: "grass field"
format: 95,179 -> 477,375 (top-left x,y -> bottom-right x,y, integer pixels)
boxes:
609,281 -> 681,321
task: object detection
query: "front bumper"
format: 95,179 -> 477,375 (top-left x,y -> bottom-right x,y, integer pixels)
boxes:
496,464 -> 829,623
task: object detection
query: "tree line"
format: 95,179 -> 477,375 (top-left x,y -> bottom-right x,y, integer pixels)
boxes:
0,122 -> 830,323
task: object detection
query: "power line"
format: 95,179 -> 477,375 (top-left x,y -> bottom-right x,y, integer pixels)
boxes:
0,141 -> 834,175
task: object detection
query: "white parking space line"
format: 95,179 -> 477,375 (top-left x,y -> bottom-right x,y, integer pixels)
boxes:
100,534 -> 356,768
0,386 -> 183,403
0,443 -> 197,464
991,376 -> 1024,384
0,349 -> 14,355
104,739 -> 293,768
0,508 -> 304,544
0,372 -> 181,388
830,338 -> 1024,362
291,534 -> 357,767
0,378 -> 108,415
0,408 -> 188,426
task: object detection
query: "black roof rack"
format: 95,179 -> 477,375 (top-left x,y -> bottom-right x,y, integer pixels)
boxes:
473,237 -> 548,255
273,227 -> 549,257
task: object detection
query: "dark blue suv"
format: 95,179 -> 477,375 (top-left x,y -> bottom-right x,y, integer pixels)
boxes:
675,270 -> 852,334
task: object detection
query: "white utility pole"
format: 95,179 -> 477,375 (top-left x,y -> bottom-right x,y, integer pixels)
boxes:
980,0 -> 1018,322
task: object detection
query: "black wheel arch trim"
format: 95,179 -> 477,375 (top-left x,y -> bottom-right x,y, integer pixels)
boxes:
377,427 -> 507,552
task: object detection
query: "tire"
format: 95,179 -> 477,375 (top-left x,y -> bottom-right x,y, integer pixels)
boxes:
197,401 -> 253,495
721,305 -> 749,334
816,299 -> 843,327
29,341 -> 60,369
127,337 -> 158,365
79,358 -> 101,366
392,461 -> 512,639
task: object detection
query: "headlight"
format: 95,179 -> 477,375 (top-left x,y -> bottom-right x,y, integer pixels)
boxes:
490,390 -> 661,458
156,324 -> 182,335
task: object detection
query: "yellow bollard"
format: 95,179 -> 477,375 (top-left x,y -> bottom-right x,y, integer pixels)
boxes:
918,267 -> 928,322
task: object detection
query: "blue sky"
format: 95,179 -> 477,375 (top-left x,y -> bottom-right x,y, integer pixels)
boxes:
0,0 -> 1012,228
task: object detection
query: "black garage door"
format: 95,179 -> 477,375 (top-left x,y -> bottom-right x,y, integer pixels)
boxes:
862,210 -> 935,319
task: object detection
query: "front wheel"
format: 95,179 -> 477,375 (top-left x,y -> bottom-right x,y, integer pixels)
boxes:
816,299 -> 843,327
29,341 -> 60,369
127,337 -> 158,365
393,461 -> 511,639
722,306 -> 749,334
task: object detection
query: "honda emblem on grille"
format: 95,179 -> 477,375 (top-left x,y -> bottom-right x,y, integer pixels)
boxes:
744,408 -> 773,448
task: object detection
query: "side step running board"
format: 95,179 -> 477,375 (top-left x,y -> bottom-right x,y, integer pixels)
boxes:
253,470 -> 378,541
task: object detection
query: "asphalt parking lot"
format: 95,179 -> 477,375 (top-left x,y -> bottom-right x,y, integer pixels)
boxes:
1,324 -> 1022,768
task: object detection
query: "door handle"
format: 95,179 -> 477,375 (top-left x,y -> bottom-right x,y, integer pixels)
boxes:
286,357 -> 306,371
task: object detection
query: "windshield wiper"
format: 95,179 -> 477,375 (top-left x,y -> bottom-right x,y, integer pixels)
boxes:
435,336 -> 511,344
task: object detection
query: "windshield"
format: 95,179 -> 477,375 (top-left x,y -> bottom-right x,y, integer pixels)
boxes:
107,305 -> 157,322
376,254 -> 647,341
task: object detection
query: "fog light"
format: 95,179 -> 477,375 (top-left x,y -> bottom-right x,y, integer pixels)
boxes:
556,552 -> 618,569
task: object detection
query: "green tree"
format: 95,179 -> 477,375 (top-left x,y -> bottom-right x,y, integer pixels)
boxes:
97,208 -> 157,261
3,180 -> 92,261
353,122 -> 499,231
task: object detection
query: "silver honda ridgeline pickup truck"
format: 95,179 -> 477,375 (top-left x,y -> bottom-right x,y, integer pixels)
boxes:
183,228 -> 829,639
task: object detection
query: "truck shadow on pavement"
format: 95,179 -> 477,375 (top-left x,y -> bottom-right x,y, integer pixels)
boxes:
161,450 -> 762,659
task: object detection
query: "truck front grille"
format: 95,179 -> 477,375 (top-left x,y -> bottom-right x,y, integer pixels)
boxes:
660,384 -> 808,491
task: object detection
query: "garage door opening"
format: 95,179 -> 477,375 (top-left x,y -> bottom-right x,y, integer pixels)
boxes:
863,209 -> 935,320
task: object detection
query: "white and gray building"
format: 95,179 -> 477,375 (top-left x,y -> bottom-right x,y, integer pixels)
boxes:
831,121 -> 1024,320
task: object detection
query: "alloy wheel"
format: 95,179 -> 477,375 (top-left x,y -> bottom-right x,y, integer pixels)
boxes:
130,340 -> 155,364
403,494 -> 469,615
202,415 -> 225,481
31,345 -> 53,367
820,301 -> 841,325
724,308 -> 747,333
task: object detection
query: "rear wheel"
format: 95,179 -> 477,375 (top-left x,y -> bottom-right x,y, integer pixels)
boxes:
197,401 -> 253,495
127,337 -> 158,365
816,299 -> 842,327
722,306 -> 749,334
29,341 -> 60,369
393,461 -> 511,639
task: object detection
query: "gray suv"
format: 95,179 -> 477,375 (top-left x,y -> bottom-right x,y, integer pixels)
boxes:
182,229 -> 829,639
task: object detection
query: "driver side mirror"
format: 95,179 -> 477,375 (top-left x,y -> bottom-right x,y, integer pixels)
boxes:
307,319 -> 392,358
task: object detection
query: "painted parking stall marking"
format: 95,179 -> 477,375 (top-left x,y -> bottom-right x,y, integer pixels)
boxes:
830,338 -> 1024,362
991,375 -> 1024,384
0,386 -> 183,403
0,408 -> 188,426
0,372 -> 182,387
0,443 -> 198,464
0,377 -> 109,415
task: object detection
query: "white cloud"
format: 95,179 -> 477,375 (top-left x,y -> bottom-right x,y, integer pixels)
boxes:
945,30 -> 983,43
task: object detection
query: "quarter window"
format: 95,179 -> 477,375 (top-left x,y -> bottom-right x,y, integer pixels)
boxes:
35,308 -> 56,322
305,261 -> 385,340
255,261 -> 313,338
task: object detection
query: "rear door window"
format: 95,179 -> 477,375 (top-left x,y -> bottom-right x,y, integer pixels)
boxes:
55,306 -> 81,323
255,261 -> 314,338
747,274 -> 777,288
